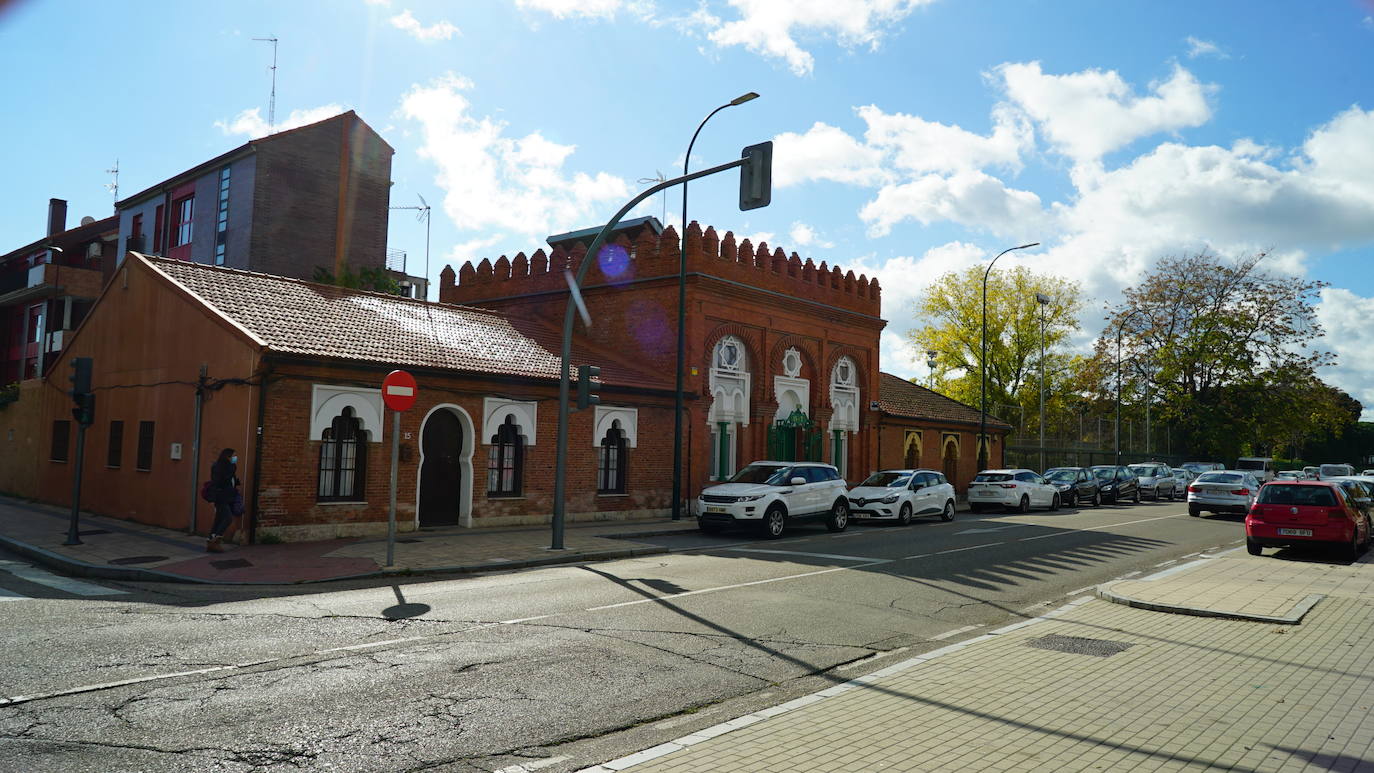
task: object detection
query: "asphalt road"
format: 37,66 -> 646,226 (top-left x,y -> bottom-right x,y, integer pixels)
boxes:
0,498 -> 1247,772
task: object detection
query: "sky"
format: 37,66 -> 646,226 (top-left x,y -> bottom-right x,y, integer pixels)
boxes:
3,0 -> 1374,412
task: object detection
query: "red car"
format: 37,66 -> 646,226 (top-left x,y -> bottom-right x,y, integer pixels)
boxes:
1245,481 -> 1370,558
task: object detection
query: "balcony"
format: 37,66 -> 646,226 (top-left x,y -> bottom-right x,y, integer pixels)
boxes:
0,263 -> 103,308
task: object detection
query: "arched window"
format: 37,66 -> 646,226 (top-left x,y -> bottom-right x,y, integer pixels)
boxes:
487,415 -> 524,497
709,335 -> 751,480
904,431 -> 922,470
598,421 -> 628,494
318,406 -> 367,502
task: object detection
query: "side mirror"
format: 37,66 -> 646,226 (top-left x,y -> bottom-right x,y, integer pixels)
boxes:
910,483 -> 923,492
790,476 -> 806,486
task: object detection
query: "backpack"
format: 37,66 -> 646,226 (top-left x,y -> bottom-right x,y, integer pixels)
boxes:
200,480 -> 215,503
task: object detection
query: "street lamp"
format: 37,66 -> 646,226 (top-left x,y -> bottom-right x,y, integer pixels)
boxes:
979,242 -> 1039,471
1114,308 -> 1148,463
671,91 -> 760,521
926,350 -> 938,390
1036,292 -> 1050,471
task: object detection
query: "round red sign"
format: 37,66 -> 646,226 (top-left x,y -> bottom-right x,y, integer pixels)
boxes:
381,370 -> 418,412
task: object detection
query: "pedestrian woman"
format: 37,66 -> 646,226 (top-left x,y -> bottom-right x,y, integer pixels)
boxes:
207,447 -> 241,553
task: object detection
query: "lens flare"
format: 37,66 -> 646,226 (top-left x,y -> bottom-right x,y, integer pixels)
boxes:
626,298 -> 671,354
598,243 -> 631,282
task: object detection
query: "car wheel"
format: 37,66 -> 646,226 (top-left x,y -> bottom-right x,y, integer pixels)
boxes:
762,506 -> 787,539
897,502 -> 913,526
1188,504 -> 1200,517
940,500 -> 955,522
1246,539 -> 1262,556
698,520 -> 724,534
1091,491 -> 1101,507
825,499 -> 850,532
1017,495 -> 1030,514
1133,488 -> 1141,504
1344,527 -> 1360,562
1049,493 -> 1061,512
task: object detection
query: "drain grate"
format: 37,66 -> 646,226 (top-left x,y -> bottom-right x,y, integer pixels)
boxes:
209,559 -> 253,570
109,555 -> 168,565
1027,634 -> 1134,658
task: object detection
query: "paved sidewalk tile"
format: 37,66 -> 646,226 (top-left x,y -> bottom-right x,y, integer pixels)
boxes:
1107,553 -> 1374,618
601,567 -> 1374,773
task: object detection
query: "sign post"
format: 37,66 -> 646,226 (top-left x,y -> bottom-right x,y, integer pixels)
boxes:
381,370 -> 418,567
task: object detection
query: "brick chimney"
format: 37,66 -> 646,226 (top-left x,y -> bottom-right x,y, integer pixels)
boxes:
47,198 -> 67,236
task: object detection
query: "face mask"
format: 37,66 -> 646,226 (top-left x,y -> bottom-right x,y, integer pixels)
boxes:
230,456 -> 239,465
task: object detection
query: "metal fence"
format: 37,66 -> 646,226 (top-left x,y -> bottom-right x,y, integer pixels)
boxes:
1005,445 -> 1193,472
992,403 -> 1197,472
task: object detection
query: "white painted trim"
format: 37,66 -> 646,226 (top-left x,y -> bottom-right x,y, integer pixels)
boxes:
310,385 -> 383,442
592,406 -> 638,448
414,403 -> 476,529
483,397 -> 538,446
774,375 -> 809,420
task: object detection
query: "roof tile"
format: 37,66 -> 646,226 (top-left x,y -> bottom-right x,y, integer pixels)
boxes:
878,372 -> 1011,429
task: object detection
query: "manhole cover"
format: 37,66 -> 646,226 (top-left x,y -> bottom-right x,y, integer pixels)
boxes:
1027,634 -> 1134,658
108,555 -> 168,565
209,559 -> 253,570
397,538 -> 423,544
79,529 -> 111,536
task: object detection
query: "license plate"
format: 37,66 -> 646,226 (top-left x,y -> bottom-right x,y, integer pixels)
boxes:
706,506 -> 727,514
1277,528 -> 1312,536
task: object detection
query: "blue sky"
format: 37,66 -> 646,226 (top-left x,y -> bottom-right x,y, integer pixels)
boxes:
4,0 -> 1374,410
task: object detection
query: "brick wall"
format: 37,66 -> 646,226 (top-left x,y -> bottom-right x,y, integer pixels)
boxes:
874,418 -> 1007,494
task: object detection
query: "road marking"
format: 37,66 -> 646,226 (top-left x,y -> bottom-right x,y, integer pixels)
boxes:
954,525 -> 1024,535
929,625 -> 980,641
934,542 -> 1004,555
723,548 -> 879,562
1016,513 -> 1186,541
0,562 -> 126,596
586,560 -> 892,611
0,587 -> 28,603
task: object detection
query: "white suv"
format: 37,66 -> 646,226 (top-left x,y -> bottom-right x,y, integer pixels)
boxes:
698,461 -> 850,539
967,469 -> 1061,513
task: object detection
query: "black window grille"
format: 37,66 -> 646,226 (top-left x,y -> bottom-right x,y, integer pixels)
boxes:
136,421 -> 155,471
318,407 -> 367,501
487,415 -> 523,497
50,420 -> 70,462
107,420 -> 123,468
598,426 -> 627,494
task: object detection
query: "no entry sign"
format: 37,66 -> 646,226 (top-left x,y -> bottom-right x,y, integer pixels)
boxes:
382,370 -> 417,412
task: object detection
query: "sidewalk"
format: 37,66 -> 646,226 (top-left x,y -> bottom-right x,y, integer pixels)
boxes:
0,495 -> 699,584
578,550 -> 1374,773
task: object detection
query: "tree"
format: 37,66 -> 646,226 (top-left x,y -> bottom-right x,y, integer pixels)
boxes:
1102,251 -> 1336,460
312,263 -> 404,295
910,265 -> 1084,425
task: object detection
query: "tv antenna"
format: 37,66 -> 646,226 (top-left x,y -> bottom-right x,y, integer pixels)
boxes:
389,194 -> 432,300
104,159 -> 120,206
637,170 -> 667,222
252,36 -> 279,133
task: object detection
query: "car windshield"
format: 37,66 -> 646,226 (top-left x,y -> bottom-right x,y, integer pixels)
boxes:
1091,468 -> 1117,480
973,473 -> 1012,482
1236,460 -> 1265,471
727,464 -> 790,485
861,472 -> 910,488
1045,470 -> 1078,482
1258,485 -> 1336,506
1196,473 -> 1243,484
1182,463 -> 1212,474
1128,465 -> 1157,476
1321,465 -> 1353,477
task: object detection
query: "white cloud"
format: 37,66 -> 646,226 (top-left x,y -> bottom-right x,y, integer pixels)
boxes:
1316,287 -> 1374,418
399,73 -> 631,241
1185,36 -> 1227,59
789,221 -> 833,248
390,9 -> 460,41
515,0 -> 624,19
739,231 -> 776,247
861,170 -> 1045,237
364,0 -> 391,6
859,104 -> 1031,175
880,329 -> 921,379
773,121 -> 887,187
995,61 -> 1214,163
707,0 -> 936,76
214,104 -> 346,138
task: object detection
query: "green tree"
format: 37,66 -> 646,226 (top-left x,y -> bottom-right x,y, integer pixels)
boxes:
312,263 -> 404,295
910,265 -> 1084,425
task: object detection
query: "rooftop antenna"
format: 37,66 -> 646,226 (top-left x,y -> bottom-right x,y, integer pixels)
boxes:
103,159 -> 119,207
389,194 -> 432,300
637,170 -> 667,223
252,36 -> 279,133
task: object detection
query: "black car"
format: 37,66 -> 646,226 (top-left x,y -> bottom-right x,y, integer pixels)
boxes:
1044,467 -> 1102,507
1089,465 -> 1141,504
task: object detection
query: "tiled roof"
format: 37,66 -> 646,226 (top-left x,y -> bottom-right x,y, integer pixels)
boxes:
145,255 -> 667,388
878,371 -> 1012,429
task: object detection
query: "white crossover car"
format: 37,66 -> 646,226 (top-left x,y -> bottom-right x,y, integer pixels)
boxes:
968,469 -> 1062,513
697,461 -> 850,539
1186,470 -> 1261,517
848,469 -> 956,525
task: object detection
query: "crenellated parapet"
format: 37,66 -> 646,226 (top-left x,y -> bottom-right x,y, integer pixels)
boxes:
439,221 -> 882,316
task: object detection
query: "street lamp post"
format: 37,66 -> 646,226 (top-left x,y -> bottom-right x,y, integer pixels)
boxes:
979,243 -> 1039,471
671,92 -> 759,521
1114,309 -> 1148,463
1035,292 -> 1050,471
926,350 -> 938,390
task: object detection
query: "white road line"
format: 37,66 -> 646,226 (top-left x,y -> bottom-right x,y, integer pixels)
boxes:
0,563 -> 126,596
1016,513 -> 1186,541
0,588 -> 28,602
928,624 -> 980,641
723,548 -> 879,562
934,542 -> 1005,554
585,560 -> 892,611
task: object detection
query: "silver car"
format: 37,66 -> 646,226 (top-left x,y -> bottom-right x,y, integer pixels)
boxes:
1186,470 -> 1260,517
1130,462 -> 1179,501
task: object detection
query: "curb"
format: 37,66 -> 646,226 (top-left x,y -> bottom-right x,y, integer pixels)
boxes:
0,533 -> 670,586
1094,582 -> 1324,624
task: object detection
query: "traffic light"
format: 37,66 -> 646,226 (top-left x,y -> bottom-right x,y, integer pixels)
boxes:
68,357 -> 92,399
738,141 -> 773,211
576,364 -> 600,411
72,392 -> 95,426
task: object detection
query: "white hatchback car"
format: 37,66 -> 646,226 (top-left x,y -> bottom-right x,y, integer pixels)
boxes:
1130,462 -> 1179,501
968,469 -> 1062,513
847,469 -> 956,525
1186,470 -> 1261,517
697,461 -> 850,539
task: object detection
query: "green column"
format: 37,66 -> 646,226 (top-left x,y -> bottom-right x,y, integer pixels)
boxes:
833,430 -> 843,475
717,422 -> 730,480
